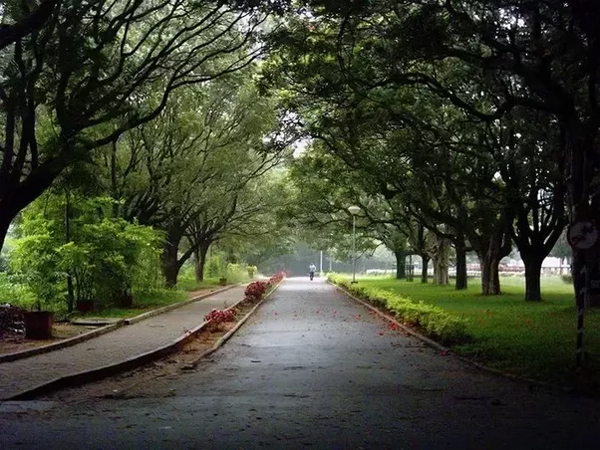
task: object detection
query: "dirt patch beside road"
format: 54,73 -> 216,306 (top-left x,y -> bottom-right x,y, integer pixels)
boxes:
0,323 -> 92,356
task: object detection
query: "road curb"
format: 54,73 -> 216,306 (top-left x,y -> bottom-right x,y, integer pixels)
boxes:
124,284 -> 238,325
331,281 -> 572,395
5,281 -> 282,401
0,285 -> 238,365
0,322 -> 125,364
184,280 -> 284,369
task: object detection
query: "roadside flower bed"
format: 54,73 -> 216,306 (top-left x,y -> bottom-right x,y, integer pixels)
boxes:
328,274 -> 469,346
204,308 -> 237,332
204,273 -> 285,331
245,281 -> 268,302
267,272 -> 285,286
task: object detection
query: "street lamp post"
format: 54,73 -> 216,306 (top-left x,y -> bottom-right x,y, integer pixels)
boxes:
320,250 -> 323,276
348,205 -> 361,283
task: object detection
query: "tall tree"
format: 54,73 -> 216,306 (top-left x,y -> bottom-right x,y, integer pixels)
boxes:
0,0 -> 266,251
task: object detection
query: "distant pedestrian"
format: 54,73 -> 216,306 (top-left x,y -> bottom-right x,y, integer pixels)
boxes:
309,263 -> 316,280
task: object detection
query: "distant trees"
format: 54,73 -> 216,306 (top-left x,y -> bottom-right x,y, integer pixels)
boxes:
262,0 -> 589,301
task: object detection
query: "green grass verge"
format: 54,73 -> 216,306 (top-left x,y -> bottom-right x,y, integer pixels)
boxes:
337,275 -> 600,386
71,278 -> 224,320
176,275 -> 222,292
77,289 -> 189,319
329,274 -> 470,346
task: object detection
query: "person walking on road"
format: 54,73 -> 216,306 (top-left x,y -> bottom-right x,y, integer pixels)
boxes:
309,263 -> 317,280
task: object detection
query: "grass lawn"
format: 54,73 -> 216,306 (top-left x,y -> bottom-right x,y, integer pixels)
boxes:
356,276 -> 600,386
177,276 -> 222,292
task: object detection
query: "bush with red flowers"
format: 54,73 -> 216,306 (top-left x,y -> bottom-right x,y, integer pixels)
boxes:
244,281 -> 268,303
268,272 -> 285,285
204,308 -> 237,332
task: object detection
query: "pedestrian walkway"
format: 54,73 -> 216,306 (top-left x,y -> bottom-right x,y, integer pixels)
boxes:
0,285 -> 247,400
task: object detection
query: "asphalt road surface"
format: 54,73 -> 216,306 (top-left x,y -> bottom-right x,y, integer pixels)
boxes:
0,278 -> 599,449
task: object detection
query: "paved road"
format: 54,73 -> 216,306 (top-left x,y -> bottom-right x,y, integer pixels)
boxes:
0,285 -> 246,400
0,278 -> 599,449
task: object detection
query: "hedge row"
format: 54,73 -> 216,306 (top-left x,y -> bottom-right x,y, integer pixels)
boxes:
328,274 -> 470,346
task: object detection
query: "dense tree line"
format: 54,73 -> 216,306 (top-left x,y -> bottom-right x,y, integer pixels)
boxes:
0,1 -> 292,312
260,0 -> 598,302
1,0 -> 598,307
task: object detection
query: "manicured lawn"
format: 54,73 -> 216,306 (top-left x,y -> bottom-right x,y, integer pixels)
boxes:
356,276 -> 600,386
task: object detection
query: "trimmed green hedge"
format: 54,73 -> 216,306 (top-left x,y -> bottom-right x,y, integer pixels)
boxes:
328,274 -> 470,346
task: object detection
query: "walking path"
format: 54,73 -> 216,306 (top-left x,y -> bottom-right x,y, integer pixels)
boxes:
1,278 -> 598,449
0,285 -> 247,400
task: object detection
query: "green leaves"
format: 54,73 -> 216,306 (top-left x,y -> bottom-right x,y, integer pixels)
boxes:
8,194 -> 164,311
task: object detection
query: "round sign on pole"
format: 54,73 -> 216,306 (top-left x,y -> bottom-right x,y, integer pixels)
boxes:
568,221 -> 599,250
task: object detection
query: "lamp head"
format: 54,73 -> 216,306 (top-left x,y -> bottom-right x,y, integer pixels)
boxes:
348,205 -> 361,215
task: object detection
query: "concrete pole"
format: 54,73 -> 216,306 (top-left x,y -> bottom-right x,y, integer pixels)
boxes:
352,215 -> 357,283
320,250 -> 323,275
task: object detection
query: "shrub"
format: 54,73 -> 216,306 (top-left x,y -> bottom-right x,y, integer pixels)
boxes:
245,281 -> 268,302
9,195 -> 163,311
225,263 -> 250,284
0,272 -> 37,311
328,274 -> 469,346
10,227 -> 63,311
247,265 -> 257,279
204,308 -> 237,323
204,308 -> 237,332
206,253 -> 225,278
268,271 -> 285,285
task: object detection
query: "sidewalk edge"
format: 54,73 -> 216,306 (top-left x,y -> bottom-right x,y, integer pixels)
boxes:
0,322 -> 124,364
0,285 -> 239,364
4,281 -> 282,401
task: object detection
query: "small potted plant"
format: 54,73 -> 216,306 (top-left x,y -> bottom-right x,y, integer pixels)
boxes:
24,286 -> 55,340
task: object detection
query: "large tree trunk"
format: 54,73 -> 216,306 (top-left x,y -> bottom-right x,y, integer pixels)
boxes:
194,243 -> 210,283
474,213 -> 512,295
455,238 -> 468,290
479,251 -> 501,295
433,258 -> 449,285
0,217 -> 10,252
522,252 -> 543,302
65,190 -> 75,312
162,248 -> 181,288
110,141 -> 120,218
193,249 -> 203,283
420,254 -> 429,283
394,251 -> 406,279
432,236 -> 450,285
162,228 -> 184,288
